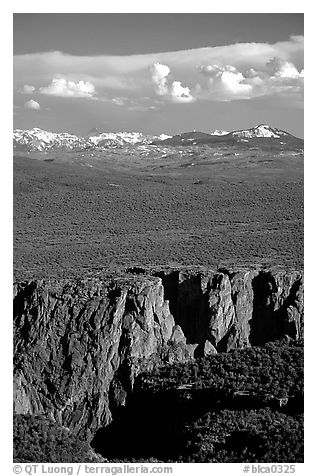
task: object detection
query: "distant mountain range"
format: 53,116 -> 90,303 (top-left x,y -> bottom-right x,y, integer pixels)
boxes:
152,125 -> 303,149
13,124 -> 303,152
13,128 -> 171,152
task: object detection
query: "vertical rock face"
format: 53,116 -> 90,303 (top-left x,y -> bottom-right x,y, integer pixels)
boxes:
156,268 -> 303,352
13,268 -> 303,438
13,276 -> 188,438
249,270 -> 304,345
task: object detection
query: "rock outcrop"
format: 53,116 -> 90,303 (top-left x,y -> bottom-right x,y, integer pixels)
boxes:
13,268 -> 303,439
156,268 -> 303,350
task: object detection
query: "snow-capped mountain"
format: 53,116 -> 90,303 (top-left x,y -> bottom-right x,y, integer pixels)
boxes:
210,129 -> 229,136
13,125 -> 301,153
88,131 -> 148,147
230,124 -> 290,139
88,131 -> 172,147
13,128 -> 171,152
13,128 -> 88,152
152,124 -> 302,148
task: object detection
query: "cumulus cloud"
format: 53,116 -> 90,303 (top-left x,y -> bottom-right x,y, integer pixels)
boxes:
14,36 -> 303,105
199,64 -> 253,100
150,63 -> 194,103
24,99 -> 40,110
150,63 -> 171,96
20,84 -> 36,94
197,55 -> 303,101
39,78 -> 95,98
170,81 -> 194,102
266,57 -> 303,79
14,36 -> 303,83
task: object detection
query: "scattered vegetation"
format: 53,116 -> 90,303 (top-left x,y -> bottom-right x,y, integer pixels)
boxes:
140,340 -> 304,398
13,341 -> 303,463
14,149 -> 303,280
92,341 -> 303,462
181,408 -> 304,462
13,414 -> 103,463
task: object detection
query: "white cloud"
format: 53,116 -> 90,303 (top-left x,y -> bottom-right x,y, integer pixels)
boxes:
197,56 -> 303,101
170,81 -> 194,102
266,57 -> 302,79
200,65 -> 253,100
20,84 -> 35,94
150,63 -> 194,103
14,36 -> 303,105
24,99 -> 40,110
150,63 -> 171,95
14,36 -> 303,83
39,78 -> 95,98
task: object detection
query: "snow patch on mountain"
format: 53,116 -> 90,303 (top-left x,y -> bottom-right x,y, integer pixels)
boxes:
232,124 -> 290,139
88,132 -> 148,146
13,124 -> 298,153
156,134 -> 172,141
13,128 -> 172,152
210,129 -> 229,136
13,128 -> 87,151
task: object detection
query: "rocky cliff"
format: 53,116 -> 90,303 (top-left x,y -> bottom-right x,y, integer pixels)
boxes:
13,268 -> 303,439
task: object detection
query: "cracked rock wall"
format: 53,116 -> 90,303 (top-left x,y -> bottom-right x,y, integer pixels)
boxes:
13,268 -> 303,438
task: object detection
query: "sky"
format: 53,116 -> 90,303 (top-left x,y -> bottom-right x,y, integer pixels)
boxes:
13,13 -> 304,137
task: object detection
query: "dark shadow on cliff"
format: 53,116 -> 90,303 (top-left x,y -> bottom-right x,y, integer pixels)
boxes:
154,271 -> 211,345
91,371 -> 303,461
249,272 -> 302,346
91,378 -> 230,460
91,387 -> 189,460
13,281 -> 38,355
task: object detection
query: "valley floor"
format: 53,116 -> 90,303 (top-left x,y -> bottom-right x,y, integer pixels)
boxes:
13,147 -> 303,280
